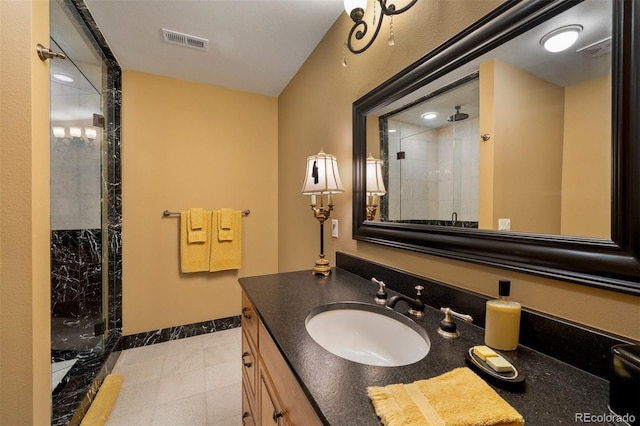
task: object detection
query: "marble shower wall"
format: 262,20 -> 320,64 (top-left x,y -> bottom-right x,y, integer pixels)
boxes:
51,229 -> 102,321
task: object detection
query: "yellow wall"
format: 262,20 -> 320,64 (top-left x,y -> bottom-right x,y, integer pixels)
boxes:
479,61 -> 496,230
121,71 -> 278,334
561,74 -> 611,238
0,0 -> 52,424
278,3 -> 640,340
480,59 -> 565,233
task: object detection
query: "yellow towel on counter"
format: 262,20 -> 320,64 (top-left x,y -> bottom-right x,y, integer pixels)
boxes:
79,374 -> 123,426
218,208 -> 234,241
210,209 -> 242,271
367,367 -> 524,426
187,208 -> 207,243
181,210 -> 212,273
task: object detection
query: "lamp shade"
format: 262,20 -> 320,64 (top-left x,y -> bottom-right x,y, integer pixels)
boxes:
301,149 -> 344,195
366,154 -> 386,196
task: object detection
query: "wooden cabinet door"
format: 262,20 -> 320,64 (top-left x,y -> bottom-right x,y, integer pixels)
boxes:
258,321 -> 321,426
259,369 -> 286,426
242,383 -> 256,426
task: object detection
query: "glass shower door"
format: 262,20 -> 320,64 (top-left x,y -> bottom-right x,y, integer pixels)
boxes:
49,0 -> 106,394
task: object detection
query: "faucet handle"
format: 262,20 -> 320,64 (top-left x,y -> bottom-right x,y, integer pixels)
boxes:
438,307 -> 473,339
414,285 -> 424,297
372,278 -> 388,305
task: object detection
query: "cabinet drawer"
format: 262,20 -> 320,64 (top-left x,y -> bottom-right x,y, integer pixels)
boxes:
241,291 -> 259,346
242,329 -> 257,400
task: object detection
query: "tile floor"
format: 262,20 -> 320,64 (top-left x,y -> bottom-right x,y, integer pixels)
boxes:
105,328 -> 242,426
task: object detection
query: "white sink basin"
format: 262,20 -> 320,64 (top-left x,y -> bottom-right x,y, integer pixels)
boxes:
305,302 -> 430,367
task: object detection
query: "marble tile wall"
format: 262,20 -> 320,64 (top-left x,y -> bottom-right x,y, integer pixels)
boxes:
51,229 -> 102,322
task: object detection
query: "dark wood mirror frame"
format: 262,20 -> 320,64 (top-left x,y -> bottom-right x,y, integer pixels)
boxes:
352,0 -> 639,294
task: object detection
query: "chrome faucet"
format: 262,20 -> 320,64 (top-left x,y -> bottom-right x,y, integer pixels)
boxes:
386,285 -> 425,317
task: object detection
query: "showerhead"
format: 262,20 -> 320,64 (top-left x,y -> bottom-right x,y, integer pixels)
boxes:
447,105 -> 469,122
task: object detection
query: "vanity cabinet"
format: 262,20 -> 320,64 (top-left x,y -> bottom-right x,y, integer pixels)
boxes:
241,291 -> 321,426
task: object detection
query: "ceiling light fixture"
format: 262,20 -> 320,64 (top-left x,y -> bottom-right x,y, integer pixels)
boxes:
344,0 -> 417,55
421,112 -> 438,120
540,25 -> 583,53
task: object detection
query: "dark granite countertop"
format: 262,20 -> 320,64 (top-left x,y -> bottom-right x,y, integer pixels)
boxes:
239,268 -> 610,425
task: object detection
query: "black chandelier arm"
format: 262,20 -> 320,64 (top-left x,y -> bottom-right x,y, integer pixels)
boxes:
379,0 -> 418,16
346,0 -> 418,54
347,13 -> 385,54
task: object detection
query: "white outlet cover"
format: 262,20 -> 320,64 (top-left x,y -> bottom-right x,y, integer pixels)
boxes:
498,218 -> 511,231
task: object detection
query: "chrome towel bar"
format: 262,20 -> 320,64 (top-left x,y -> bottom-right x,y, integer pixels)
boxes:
163,209 -> 250,217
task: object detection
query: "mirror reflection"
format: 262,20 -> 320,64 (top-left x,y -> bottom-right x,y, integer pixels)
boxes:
369,0 -> 612,239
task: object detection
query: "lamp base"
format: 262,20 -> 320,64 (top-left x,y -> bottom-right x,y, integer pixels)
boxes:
312,254 -> 332,277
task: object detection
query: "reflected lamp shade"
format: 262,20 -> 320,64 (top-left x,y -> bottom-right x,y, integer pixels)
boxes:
366,155 -> 386,196
301,150 -> 344,195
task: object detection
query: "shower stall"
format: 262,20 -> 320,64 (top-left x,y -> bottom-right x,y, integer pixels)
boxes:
379,74 -> 480,227
49,0 -> 121,423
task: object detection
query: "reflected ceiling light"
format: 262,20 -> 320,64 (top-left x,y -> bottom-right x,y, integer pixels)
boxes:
388,129 -> 397,133
540,25 -> 583,53
85,128 -> 97,140
69,127 -> 82,138
53,73 -> 74,83
52,127 -> 66,138
344,0 -> 417,55
421,112 -> 439,120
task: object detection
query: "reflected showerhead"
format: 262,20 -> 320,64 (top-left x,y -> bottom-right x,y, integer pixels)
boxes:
447,105 -> 469,122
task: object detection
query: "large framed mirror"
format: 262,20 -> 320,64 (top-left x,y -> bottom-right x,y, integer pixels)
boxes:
352,0 -> 639,294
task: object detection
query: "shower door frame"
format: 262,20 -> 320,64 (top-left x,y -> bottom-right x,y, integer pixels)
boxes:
50,0 -> 121,424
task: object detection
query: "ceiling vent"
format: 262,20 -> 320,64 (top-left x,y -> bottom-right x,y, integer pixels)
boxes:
577,37 -> 612,58
161,28 -> 209,51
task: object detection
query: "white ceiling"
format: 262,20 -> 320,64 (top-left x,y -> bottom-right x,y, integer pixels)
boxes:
84,0 -> 345,97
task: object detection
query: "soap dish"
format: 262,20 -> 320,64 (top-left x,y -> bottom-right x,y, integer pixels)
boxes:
465,347 -> 525,391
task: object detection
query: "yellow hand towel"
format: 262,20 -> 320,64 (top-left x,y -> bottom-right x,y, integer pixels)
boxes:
80,374 -> 123,426
187,209 -> 207,243
367,367 -> 524,426
210,209 -> 242,271
181,210 -> 211,273
189,207 -> 205,230
218,208 -> 234,241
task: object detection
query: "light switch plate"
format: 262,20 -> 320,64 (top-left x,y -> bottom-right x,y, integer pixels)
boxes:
331,220 -> 338,238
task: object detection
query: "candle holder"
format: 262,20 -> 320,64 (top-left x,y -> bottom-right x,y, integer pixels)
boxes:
309,196 -> 334,276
